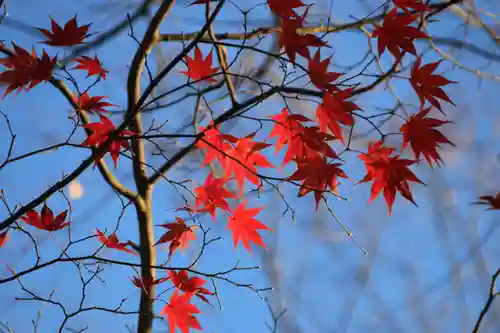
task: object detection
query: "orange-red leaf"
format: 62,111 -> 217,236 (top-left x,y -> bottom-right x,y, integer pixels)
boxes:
410,58 -> 456,112
196,123 -> 238,167
160,291 -> 202,333
227,200 -> 270,255
181,46 -> 219,83
73,54 -> 108,79
155,217 -> 197,256
194,172 -> 236,220
20,204 -> 69,231
38,16 -> 91,46
371,8 -> 428,61
400,108 -> 454,167
169,270 -> 213,304
95,229 -> 137,255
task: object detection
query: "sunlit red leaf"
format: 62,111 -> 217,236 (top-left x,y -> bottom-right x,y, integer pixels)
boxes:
20,204 -> 69,231
95,229 -> 137,255
160,291 -> 202,333
72,54 -> 108,79
0,230 -> 9,248
155,217 -> 197,256
196,123 -> 238,167
38,16 -> 91,46
169,270 -> 213,304
194,172 -> 236,220
181,46 -> 219,83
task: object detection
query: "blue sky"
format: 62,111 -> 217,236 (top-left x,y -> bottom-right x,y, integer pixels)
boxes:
1,0 -> 500,332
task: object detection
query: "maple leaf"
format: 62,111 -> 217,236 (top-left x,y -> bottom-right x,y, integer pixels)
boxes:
160,291 -> 202,333
279,10 -> 327,63
227,201 -> 270,255
74,92 -> 116,115
169,270 -> 213,304
20,204 -> 69,231
223,134 -> 274,194
393,0 -> 430,12
267,0 -> 305,18
181,46 -> 219,83
95,229 -> 137,255
269,108 -> 311,154
308,49 -> 343,92
410,58 -> 456,112
316,89 -> 361,144
473,193 -> 500,210
358,140 -> 424,214
289,151 -> 347,209
0,43 -> 56,98
371,8 -> 428,61
286,126 -> 339,165
131,275 -> 169,290
81,115 -> 135,168
0,230 -> 9,248
196,123 -> 238,167
400,108 -> 454,167
72,54 -> 108,79
38,16 -> 91,46
194,172 -> 236,220
155,217 -> 197,256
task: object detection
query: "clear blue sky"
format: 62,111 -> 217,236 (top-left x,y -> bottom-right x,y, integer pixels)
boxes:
1,0 -> 500,332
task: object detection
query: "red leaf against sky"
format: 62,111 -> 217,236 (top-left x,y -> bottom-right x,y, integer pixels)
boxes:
38,16 -> 91,47
393,0 -> 430,12
371,8 -> 428,61
81,114 -> 135,168
74,92 -> 116,115
155,217 -> 197,256
400,108 -> 454,167
358,140 -> 424,214
267,0 -> 305,18
227,200 -> 270,255
308,49 -> 342,92
410,58 -> 456,112
169,270 -> 213,304
288,151 -> 347,209
474,193 -> 500,210
223,135 -> 274,194
316,89 -> 361,144
131,275 -> 169,290
72,54 -> 108,79
0,43 -> 56,98
20,204 -> 69,231
95,229 -> 137,255
196,123 -> 238,167
194,172 -> 236,220
0,230 -> 9,248
160,291 -> 202,333
279,10 -> 327,63
181,46 -> 219,83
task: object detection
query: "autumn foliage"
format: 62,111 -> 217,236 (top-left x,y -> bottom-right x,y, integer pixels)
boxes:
0,0 -> 496,332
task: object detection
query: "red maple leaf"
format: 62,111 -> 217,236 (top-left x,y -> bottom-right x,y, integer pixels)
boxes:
288,151 -> 347,209
371,8 -> 428,61
227,201 -> 270,255
38,16 -> 91,47
155,217 -> 197,256
81,115 -> 135,168
410,58 -> 456,112
316,89 -> 361,144
181,46 -> 219,83
279,10 -> 327,63
400,108 -> 454,167
474,193 -> 500,210
308,49 -> 342,92
169,270 -> 213,304
197,123 -> 238,167
223,134 -> 274,193
131,275 -> 169,290
267,0 -> 305,18
160,291 -> 202,333
287,126 -> 339,165
95,229 -> 137,255
358,140 -> 424,214
0,230 -> 9,248
74,92 -> 116,115
20,204 -> 69,231
72,54 -> 108,79
269,108 -> 311,154
194,172 -> 236,220
393,0 -> 430,12
0,43 -> 56,98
